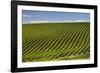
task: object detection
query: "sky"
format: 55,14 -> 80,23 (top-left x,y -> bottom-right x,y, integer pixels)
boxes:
22,10 -> 90,24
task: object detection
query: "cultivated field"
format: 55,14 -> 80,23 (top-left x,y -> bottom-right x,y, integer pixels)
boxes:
22,22 -> 90,62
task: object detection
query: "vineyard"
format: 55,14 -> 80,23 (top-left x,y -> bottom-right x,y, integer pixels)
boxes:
22,22 -> 90,62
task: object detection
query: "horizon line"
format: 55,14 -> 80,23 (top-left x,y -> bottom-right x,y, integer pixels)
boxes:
23,20 -> 90,24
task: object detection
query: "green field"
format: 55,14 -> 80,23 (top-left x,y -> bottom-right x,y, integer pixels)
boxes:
22,22 -> 90,62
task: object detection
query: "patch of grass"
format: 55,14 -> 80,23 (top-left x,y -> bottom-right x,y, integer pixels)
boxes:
22,22 -> 90,62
